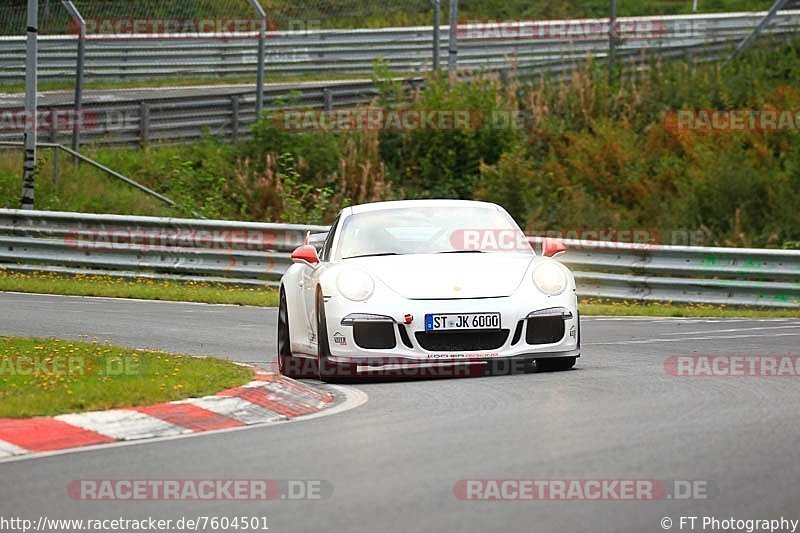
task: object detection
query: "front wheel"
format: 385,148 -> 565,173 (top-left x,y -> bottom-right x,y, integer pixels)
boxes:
536,356 -> 577,372
277,287 -> 305,378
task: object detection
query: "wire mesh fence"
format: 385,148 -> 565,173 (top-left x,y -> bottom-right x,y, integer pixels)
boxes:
1,1 -> 780,37
0,0 -> 450,94
0,0 -> 445,35
0,0 -> 255,35
0,1 -> 783,36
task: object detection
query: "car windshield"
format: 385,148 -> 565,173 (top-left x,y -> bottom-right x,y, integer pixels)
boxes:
336,205 -> 533,260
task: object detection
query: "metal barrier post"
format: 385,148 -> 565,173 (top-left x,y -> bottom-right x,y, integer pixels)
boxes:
20,0 -> 38,210
231,95 -> 240,142
247,0 -> 267,115
447,0 -> 458,73
53,145 -> 60,188
609,0 -> 618,80
139,103 -> 150,148
48,107 -> 57,144
60,0 -> 85,157
432,0 -> 441,71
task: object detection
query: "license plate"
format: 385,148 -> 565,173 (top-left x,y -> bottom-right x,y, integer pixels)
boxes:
425,313 -> 501,331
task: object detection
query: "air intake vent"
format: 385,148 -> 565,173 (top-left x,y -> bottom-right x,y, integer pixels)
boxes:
353,323 -> 397,350
525,317 -> 565,345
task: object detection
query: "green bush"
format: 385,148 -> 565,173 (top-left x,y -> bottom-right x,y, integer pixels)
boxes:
379,72 -> 524,198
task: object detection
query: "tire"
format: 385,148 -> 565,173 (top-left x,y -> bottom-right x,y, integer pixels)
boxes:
316,289 -> 357,382
536,356 -> 577,372
277,287 -> 305,378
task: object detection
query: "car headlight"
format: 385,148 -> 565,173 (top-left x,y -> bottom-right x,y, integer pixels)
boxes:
532,262 -> 568,296
337,269 -> 375,301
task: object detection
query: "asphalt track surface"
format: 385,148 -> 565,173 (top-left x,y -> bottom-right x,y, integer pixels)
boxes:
1,292 -> 799,533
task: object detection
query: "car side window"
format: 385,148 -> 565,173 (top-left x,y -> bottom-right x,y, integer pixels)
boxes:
320,216 -> 340,262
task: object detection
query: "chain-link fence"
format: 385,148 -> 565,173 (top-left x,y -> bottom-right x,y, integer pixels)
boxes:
0,0 -> 253,35
0,0 -> 453,92
0,0 -> 445,35
1,1 -> 778,36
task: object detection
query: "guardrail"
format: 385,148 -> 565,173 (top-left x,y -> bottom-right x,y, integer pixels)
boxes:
0,11 -> 799,147
0,209 -> 327,286
1,11 -> 799,82
1,209 -> 798,307
0,78 -> 421,147
529,237 -> 800,307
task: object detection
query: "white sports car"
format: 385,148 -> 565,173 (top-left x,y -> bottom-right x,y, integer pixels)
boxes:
277,200 -> 580,381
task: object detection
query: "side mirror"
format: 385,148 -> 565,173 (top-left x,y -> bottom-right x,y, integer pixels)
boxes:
291,245 -> 320,266
542,238 -> 567,258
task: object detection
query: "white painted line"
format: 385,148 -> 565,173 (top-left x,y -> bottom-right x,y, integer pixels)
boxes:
588,317 -> 693,321
0,385 -> 367,465
184,396 -> 286,425
239,380 -> 274,389
0,291 -> 273,309
586,332 -> 800,346
0,439 -> 29,459
56,410 -> 188,441
660,325 -> 800,336
587,317 -> 732,321
587,317 -> 794,322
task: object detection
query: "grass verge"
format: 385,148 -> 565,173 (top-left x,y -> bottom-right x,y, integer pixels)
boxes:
0,337 -> 254,418
1,270 -> 796,317
0,72 -> 382,94
0,270 -> 279,307
579,300 -> 798,318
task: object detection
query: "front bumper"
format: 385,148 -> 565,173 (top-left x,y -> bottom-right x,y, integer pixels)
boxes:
323,289 -> 580,366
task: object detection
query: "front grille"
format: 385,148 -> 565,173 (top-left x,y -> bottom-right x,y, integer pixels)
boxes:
525,317 -> 565,345
415,330 -> 510,352
353,322 -> 397,350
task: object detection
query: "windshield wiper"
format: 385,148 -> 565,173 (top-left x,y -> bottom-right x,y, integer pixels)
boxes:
343,252 -> 403,259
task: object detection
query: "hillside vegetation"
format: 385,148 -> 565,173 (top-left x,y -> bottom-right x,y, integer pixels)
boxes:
1,37 -> 799,248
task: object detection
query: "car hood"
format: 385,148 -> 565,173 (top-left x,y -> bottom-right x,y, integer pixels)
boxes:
344,253 -> 535,299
